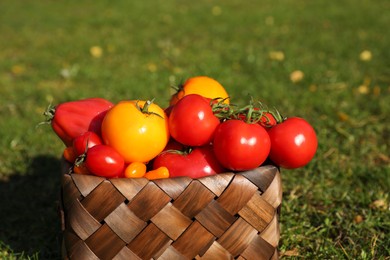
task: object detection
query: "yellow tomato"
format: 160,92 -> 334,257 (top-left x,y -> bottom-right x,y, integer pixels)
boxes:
124,162 -> 147,178
101,100 -> 170,163
170,76 -> 230,105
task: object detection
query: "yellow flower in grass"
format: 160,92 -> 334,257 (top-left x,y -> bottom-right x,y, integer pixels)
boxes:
90,46 -> 103,58
269,51 -> 285,61
290,70 -> 304,83
359,50 -> 372,61
357,85 -> 369,94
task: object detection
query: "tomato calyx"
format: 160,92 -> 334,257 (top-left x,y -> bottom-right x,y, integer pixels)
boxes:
236,100 -> 275,124
72,135 -> 93,168
238,105 -> 284,125
211,98 -> 235,119
160,147 -> 193,156
171,78 -> 186,93
74,154 -> 85,167
271,109 -> 285,124
135,99 -> 163,118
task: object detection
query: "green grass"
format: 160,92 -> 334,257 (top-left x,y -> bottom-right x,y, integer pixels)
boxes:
0,0 -> 389,259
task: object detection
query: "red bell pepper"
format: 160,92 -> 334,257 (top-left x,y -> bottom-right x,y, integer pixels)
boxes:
45,97 -> 113,146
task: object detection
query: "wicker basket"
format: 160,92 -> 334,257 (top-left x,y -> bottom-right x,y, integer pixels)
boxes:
59,161 -> 282,260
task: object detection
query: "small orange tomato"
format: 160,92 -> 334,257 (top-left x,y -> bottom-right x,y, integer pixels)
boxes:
102,100 -> 170,163
170,76 -> 230,106
73,162 -> 90,175
63,147 -> 77,163
124,162 -> 147,178
144,166 -> 170,180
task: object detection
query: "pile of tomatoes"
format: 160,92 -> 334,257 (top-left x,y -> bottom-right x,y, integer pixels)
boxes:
46,76 -> 318,180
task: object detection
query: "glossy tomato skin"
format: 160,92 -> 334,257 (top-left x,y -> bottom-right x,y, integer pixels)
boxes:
268,117 -> 317,169
49,98 -> 113,146
72,131 -> 102,157
213,120 -> 271,171
169,94 -> 220,147
85,144 -> 125,178
259,112 -> 277,129
101,100 -> 170,163
152,145 -> 226,178
170,76 -> 230,106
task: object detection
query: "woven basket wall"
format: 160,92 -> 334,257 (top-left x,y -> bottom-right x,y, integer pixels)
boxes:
59,161 -> 282,260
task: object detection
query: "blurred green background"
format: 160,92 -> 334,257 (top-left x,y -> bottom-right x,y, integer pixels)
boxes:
0,0 -> 389,259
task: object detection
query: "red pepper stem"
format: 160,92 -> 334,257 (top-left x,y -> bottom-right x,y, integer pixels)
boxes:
43,104 -> 56,122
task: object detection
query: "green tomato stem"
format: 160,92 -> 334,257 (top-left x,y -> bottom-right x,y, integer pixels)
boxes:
135,99 -> 164,119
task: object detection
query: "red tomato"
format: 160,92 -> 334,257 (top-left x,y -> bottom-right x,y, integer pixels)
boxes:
85,144 -> 125,178
268,117 -> 317,169
163,139 -> 185,151
168,94 -> 220,146
45,98 -> 113,146
72,131 -> 103,157
152,145 -> 226,178
259,112 -> 277,128
213,120 -> 271,171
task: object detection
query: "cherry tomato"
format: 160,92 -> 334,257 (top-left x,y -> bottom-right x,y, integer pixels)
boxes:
152,145 -> 225,178
160,139 -> 186,154
63,147 -> 77,163
170,76 -> 230,106
213,120 -> 271,171
268,117 -> 317,169
259,112 -> 277,128
85,144 -> 125,178
102,100 -> 170,163
73,162 -> 90,175
72,131 -> 102,157
168,94 -> 220,146
234,109 -> 277,129
124,162 -> 147,178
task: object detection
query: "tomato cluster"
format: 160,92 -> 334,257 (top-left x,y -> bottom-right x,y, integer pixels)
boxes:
47,76 -> 318,180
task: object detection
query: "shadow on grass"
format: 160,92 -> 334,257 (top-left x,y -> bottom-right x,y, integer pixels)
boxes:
0,155 -> 62,259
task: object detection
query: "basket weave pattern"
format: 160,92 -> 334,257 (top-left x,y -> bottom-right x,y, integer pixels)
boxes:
60,163 -> 282,260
